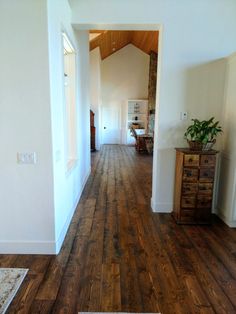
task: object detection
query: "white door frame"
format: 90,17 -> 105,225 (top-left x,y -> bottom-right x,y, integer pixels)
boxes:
74,23 -> 163,212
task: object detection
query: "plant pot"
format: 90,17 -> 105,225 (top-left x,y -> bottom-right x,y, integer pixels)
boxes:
202,139 -> 216,151
187,140 -> 216,151
187,140 -> 204,151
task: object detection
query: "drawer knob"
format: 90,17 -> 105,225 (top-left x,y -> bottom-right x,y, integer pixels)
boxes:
189,158 -> 193,162
205,159 -> 209,163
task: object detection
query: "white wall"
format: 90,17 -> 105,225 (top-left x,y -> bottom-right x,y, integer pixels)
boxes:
70,0 -> 236,213
0,0 -> 91,254
101,44 -> 149,144
0,0 -> 54,253
90,47 -> 102,150
47,0 -> 91,253
217,53 -> 236,227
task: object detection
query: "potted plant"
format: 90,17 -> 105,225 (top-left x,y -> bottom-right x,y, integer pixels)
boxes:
184,117 -> 222,151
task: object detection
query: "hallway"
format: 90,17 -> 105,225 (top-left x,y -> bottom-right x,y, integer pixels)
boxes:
2,145 -> 236,313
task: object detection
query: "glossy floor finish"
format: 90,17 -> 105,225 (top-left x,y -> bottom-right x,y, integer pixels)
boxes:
1,145 -> 236,313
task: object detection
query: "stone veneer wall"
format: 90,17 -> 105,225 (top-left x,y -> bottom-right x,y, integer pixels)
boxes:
148,51 -> 157,111
148,51 -> 157,133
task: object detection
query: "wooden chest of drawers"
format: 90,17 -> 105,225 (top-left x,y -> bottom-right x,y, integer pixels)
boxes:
173,148 -> 218,224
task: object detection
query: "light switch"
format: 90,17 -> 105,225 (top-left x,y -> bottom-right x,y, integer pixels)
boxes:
180,111 -> 188,120
17,152 -> 37,164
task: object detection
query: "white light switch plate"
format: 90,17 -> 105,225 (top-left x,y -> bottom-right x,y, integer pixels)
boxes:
180,111 -> 188,120
17,152 -> 37,164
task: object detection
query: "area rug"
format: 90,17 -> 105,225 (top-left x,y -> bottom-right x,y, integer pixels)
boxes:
0,268 -> 28,314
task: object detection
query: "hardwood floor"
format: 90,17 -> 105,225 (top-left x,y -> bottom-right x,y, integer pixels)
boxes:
1,144 -> 236,313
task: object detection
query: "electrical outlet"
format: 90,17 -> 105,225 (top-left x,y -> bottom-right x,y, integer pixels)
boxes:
17,152 -> 37,164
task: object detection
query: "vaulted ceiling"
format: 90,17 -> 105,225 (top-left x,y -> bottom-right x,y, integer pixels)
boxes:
89,30 -> 158,60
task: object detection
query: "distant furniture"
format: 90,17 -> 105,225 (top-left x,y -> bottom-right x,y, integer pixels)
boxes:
127,99 -> 148,145
90,110 -> 96,151
137,134 -> 153,153
129,127 -> 138,147
173,148 -> 218,224
135,129 -> 146,136
140,134 -> 154,154
130,127 -> 153,153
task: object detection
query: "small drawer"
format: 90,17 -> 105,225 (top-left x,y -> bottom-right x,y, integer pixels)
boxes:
200,155 -> 216,167
184,154 -> 199,167
180,209 -> 195,223
197,196 -> 212,208
182,183 -> 198,195
183,168 -> 198,182
198,183 -> 213,195
181,196 -> 196,208
195,208 -> 211,223
199,168 -> 215,182
181,209 -> 195,217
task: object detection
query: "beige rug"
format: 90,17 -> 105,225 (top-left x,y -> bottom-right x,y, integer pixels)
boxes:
0,268 -> 28,314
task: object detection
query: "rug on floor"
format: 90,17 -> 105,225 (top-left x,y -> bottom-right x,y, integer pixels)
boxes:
0,268 -> 28,314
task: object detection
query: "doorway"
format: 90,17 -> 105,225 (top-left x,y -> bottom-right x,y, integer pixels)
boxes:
89,29 -> 158,147
102,106 -> 121,144
86,24 -> 162,209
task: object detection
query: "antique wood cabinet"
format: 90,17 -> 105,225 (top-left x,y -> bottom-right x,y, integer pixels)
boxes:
173,148 -> 218,224
90,110 -> 96,151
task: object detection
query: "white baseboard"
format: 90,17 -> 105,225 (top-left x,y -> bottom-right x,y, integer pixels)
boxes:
151,198 -> 172,213
55,167 -> 91,254
217,212 -> 236,228
0,240 -> 56,255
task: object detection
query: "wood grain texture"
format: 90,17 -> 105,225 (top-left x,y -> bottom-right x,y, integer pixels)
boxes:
173,149 -> 218,224
90,30 -> 158,59
132,31 -> 158,55
1,145 -> 236,313
173,151 -> 183,219
148,51 -> 157,111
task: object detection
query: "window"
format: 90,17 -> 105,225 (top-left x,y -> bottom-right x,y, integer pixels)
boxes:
62,32 -> 77,169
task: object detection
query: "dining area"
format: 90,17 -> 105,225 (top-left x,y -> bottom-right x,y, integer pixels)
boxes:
130,127 -> 154,154
126,99 -> 155,154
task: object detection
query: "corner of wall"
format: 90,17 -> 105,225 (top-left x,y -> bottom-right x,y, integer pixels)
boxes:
54,166 -> 91,254
217,210 -> 236,228
151,198 -> 172,213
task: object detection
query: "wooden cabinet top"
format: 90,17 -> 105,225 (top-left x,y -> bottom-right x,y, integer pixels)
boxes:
175,148 -> 218,155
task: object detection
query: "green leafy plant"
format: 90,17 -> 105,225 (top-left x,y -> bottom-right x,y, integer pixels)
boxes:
184,117 -> 222,144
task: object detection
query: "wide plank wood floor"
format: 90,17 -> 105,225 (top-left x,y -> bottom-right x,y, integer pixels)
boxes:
1,144 -> 236,313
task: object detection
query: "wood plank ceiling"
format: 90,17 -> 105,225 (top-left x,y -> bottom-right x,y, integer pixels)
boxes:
90,30 -> 158,60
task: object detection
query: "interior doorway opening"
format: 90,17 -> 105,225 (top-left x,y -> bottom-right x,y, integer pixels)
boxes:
89,30 -> 159,156
85,24 -> 162,209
